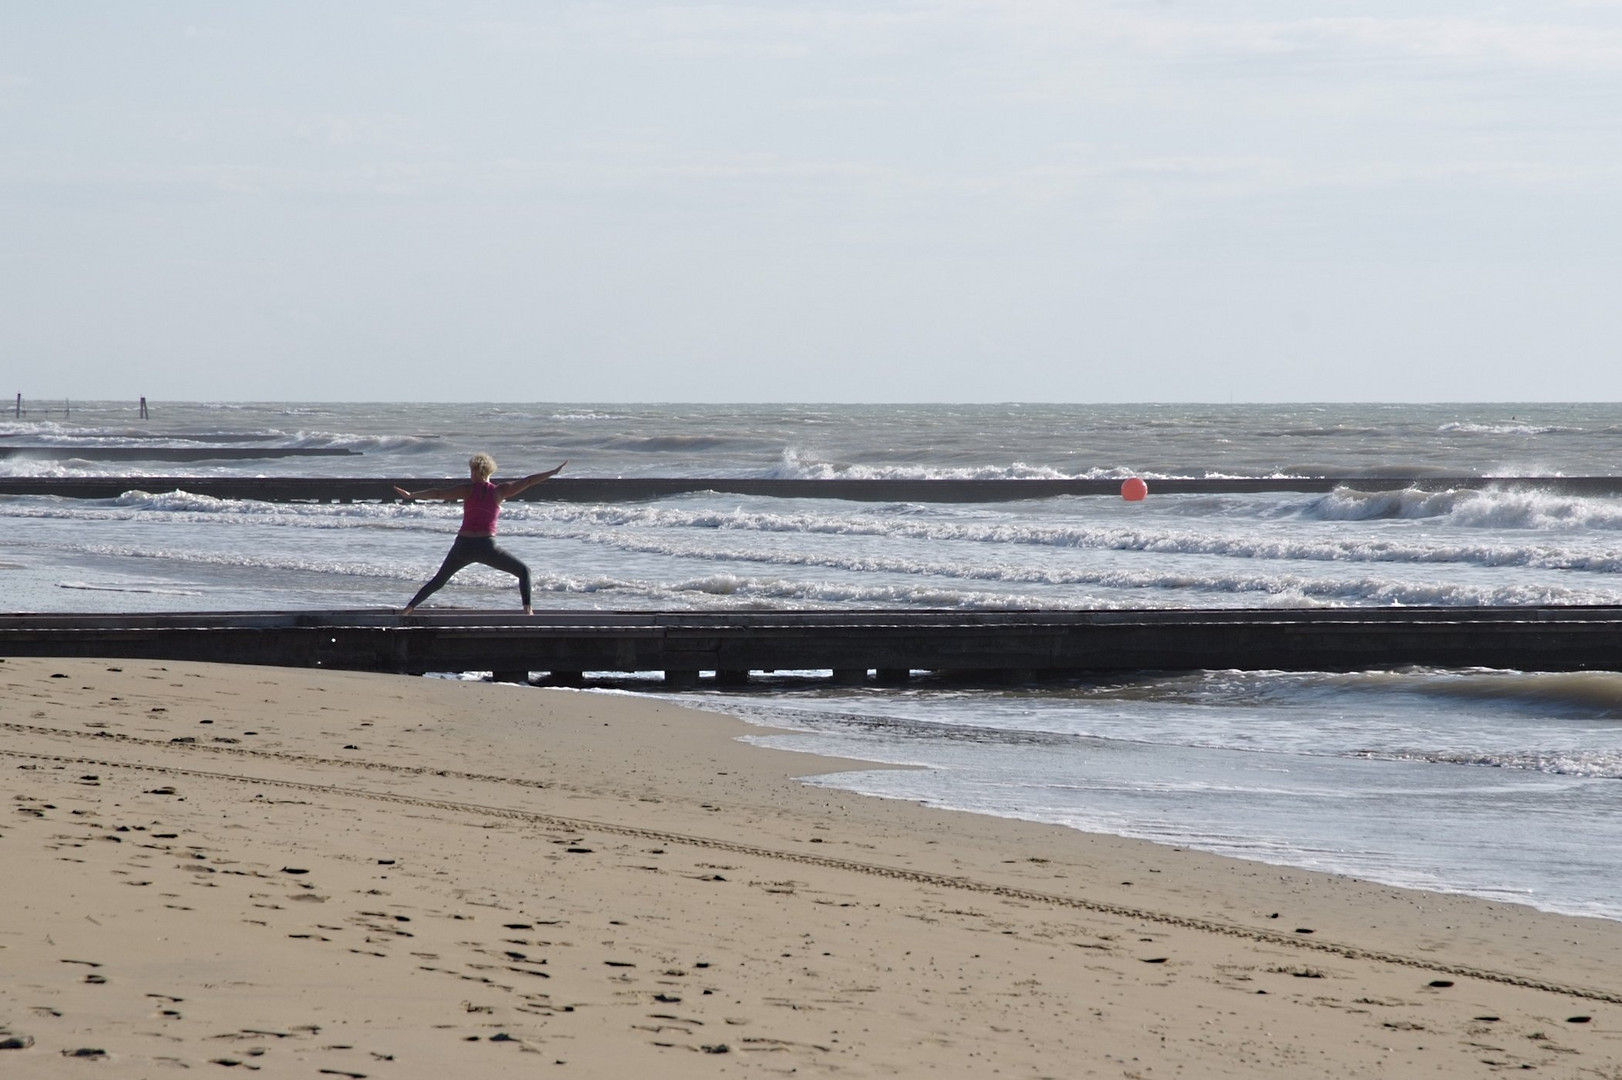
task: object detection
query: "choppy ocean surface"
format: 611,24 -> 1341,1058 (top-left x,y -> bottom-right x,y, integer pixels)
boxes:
4,401 -> 1621,920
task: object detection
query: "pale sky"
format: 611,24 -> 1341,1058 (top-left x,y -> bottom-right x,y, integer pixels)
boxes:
3,1 -> 1621,402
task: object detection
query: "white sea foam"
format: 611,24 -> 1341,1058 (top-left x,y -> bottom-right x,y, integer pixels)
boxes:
510,525 -> 1622,607
1303,486 -> 1622,530
3,491 -> 416,528
498,500 -> 1622,574
56,541 -> 421,582
1437,422 -> 1564,436
1454,749 -> 1622,778
0,459 -> 104,478
760,447 -> 1113,481
11,486 -> 1622,584
283,429 -> 443,452
0,420 -> 92,439
1365,748 -> 1622,779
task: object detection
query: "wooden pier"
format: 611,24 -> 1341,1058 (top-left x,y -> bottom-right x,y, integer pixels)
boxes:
3,606 -> 1620,686
5,475 -> 1622,503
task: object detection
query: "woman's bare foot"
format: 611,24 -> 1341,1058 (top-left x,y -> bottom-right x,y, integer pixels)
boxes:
401,605 -> 415,616
523,605 -> 533,615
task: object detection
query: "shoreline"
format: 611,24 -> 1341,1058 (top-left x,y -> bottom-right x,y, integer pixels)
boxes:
695,695 -> 1618,927
3,656 -> 1619,1076
658,681 -> 1622,927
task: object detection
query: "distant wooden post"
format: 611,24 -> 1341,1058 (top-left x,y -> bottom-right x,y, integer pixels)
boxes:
139,397 -> 148,420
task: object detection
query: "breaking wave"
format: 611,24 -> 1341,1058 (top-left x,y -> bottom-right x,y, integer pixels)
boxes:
1301,486 -> 1622,531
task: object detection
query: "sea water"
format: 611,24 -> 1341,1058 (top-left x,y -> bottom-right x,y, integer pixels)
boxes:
3,401 -> 1621,920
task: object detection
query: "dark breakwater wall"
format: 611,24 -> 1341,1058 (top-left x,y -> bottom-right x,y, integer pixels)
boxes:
5,476 -> 1622,503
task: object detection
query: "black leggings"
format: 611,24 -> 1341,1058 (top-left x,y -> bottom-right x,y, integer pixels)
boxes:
407,535 -> 531,610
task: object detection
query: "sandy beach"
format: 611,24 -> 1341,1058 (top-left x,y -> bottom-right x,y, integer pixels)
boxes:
2,655 -> 1619,1077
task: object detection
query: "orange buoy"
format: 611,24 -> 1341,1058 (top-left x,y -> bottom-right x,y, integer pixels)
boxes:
1121,477 -> 1148,502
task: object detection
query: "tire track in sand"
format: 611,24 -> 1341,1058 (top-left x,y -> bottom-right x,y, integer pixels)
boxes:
4,723 -> 1620,1007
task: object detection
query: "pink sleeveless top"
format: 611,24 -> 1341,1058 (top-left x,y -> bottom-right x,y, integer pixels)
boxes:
459,479 -> 501,535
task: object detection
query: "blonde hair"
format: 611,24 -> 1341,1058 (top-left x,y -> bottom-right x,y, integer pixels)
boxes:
468,452 -> 496,481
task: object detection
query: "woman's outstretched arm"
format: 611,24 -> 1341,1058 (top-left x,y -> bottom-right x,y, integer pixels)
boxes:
495,461 -> 568,501
393,483 -> 471,501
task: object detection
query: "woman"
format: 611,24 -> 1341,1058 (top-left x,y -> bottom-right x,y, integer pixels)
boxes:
394,454 -> 566,614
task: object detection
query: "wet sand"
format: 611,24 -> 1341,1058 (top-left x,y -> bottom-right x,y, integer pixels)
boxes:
2,655 -> 1619,1077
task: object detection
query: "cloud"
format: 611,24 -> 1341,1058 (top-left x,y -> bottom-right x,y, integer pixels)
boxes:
287,113 -> 420,149
456,2 -> 1622,72
142,106 -> 433,155
1296,15 -> 1622,70
459,4 -> 937,58
984,2 -> 1622,70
